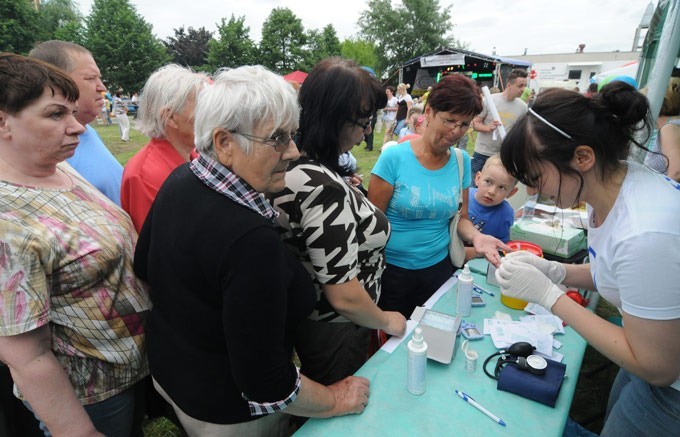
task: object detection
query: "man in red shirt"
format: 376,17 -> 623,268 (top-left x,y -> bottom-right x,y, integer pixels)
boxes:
121,65 -> 208,232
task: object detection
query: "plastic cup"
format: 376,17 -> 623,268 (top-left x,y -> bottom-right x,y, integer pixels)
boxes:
501,241 -> 544,309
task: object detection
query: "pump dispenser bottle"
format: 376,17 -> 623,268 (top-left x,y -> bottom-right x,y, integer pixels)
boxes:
457,264 -> 473,316
407,326 -> 428,395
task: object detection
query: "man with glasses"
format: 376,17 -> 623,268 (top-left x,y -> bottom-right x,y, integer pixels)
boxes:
470,69 -> 528,185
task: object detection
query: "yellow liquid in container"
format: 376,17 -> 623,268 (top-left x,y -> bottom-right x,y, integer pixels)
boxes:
500,294 -> 529,310
500,241 -> 542,310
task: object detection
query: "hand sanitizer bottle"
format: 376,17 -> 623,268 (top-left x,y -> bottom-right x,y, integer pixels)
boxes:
407,326 -> 428,395
457,264 -> 473,317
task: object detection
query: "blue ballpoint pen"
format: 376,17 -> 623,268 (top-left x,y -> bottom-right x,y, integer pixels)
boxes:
452,272 -> 495,297
472,284 -> 495,297
455,389 -> 506,427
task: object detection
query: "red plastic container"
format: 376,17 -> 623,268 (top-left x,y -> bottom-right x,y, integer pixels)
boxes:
506,240 -> 543,257
501,241 -> 544,309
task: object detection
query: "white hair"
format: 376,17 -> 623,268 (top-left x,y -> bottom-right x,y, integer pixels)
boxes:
194,65 -> 299,158
136,64 -> 208,138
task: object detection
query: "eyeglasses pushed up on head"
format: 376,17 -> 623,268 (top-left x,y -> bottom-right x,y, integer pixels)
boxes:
229,130 -> 295,152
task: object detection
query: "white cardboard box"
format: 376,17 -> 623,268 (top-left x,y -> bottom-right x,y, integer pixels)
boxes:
410,307 -> 462,364
510,220 -> 587,258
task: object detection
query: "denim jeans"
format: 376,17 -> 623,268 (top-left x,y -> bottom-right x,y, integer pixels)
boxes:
601,369 -> 680,436
25,384 -> 143,437
393,118 -> 407,136
470,152 -> 491,186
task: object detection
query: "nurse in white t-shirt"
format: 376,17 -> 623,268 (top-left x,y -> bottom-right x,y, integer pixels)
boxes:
496,82 -> 680,436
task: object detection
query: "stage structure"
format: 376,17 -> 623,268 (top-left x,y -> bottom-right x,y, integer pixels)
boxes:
399,47 -> 532,96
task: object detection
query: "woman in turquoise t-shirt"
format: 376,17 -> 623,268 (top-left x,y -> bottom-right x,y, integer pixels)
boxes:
368,75 -> 509,317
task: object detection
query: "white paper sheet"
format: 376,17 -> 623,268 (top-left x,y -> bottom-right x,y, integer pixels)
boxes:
520,315 -> 566,335
481,86 -> 507,140
483,319 -> 554,356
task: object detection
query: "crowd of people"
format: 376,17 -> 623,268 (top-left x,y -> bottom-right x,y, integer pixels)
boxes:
1,38 -> 679,437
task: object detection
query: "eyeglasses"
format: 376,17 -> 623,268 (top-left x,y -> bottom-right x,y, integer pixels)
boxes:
229,130 -> 295,152
437,113 -> 470,131
350,117 -> 373,131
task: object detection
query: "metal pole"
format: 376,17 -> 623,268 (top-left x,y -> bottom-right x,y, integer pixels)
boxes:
645,0 -> 680,121
632,0 -> 680,163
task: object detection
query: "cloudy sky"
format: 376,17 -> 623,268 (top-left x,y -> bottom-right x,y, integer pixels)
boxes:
75,0 -> 653,56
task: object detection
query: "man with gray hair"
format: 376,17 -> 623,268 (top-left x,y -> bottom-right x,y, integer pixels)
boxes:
29,40 -> 124,205
121,64 -> 208,232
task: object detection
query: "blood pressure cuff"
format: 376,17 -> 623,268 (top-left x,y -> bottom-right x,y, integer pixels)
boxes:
497,358 -> 567,407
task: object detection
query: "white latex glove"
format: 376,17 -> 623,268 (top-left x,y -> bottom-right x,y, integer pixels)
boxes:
503,250 -> 566,284
495,258 -> 565,311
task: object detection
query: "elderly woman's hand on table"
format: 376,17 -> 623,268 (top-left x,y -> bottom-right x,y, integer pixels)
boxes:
328,376 -> 371,415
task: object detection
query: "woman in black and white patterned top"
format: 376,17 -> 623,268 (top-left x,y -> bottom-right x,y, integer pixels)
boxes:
272,58 -> 407,386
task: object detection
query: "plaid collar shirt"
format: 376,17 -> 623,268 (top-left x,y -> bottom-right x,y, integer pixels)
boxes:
190,154 -> 279,223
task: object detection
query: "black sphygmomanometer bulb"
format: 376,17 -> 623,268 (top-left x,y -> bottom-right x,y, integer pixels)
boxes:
483,341 -> 538,379
505,342 -> 535,358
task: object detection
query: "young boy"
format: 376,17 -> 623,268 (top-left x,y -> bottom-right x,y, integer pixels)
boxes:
466,155 -> 518,259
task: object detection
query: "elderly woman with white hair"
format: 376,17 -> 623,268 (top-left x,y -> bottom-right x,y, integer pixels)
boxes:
121,64 -> 208,232
133,66 -> 370,436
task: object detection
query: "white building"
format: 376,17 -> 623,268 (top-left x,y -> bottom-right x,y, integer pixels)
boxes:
504,1 -> 654,93
506,50 -> 640,93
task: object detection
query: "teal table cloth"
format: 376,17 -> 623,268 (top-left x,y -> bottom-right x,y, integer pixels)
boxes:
296,258 -> 588,436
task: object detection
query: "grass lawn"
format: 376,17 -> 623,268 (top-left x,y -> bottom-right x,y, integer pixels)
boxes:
97,123 -> 614,436
99,121 -> 472,173
93,121 -> 147,165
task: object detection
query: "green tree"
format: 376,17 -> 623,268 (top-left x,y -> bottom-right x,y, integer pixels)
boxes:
0,0 -> 40,54
359,0 -> 462,73
341,37 -> 379,73
84,0 -> 169,93
259,7 -> 306,73
303,24 -> 341,70
37,0 -> 84,44
52,19 -> 85,45
206,15 -> 256,71
165,26 -> 213,68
